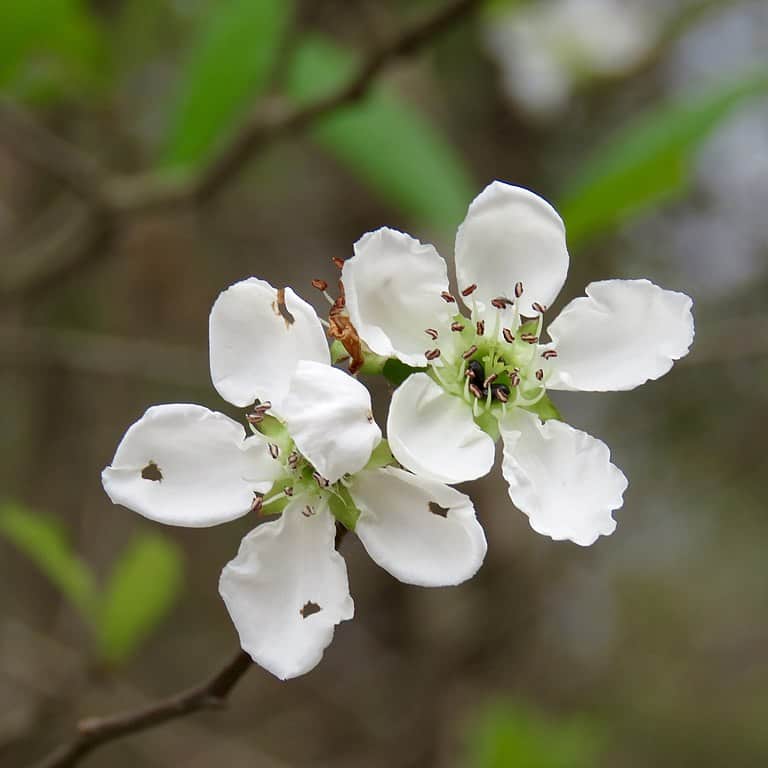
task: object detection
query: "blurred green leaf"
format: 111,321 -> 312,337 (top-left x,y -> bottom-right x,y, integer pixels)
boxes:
97,532 -> 183,665
0,0 -> 106,102
0,502 -> 99,623
287,37 -> 475,232
161,0 -> 292,169
560,71 -> 768,247
465,699 -> 603,768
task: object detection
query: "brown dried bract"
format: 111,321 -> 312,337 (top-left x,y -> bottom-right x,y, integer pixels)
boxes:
328,280 -> 365,374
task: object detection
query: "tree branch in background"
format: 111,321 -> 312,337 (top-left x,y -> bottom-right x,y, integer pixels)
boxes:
0,0 -> 482,305
33,649 -> 253,768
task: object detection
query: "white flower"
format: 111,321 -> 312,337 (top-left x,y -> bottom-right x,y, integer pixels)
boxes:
484,0 -> 656,117
102,277 -> 486,679
341,181 -> 695,546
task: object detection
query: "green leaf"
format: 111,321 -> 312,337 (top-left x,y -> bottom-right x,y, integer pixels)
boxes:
0,502 -> 99,623
287,37 -> 475,232
560,71 -> 768,247
382,358 -> 426,387
0,0 -> 106,102
97,532 -> 183,665
161,0 -> 292,169
465,699 -> 603,768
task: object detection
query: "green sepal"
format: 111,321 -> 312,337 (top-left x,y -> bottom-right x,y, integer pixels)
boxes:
330,339 -> 348,364
359,351 -> 389,376
328,486 -> 360,531
523,394 -> 563,422
382,358 -> 425,387
475,409 -> 500,441
365,439 -> 395,470
257,415 -> 292,455
261,492 -> 291,516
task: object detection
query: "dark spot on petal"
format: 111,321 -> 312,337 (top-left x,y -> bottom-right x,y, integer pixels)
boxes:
141,461 -> 162,482
429,501 -> 449,518
273,287 -> 295,328
300,601 -> 322,618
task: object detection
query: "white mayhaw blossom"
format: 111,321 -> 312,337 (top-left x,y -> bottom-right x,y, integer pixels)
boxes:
342,181 -> 695,546
102,277 -> 486,680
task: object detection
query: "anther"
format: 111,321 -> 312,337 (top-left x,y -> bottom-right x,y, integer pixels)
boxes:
332,257 -> 345,270
450,321 -> 465,332
284,486 -> 294,496
491,383 -> 510,403
462,345 -> 478,360
246,412 -> 264,425
532,301 -> 547,314
425,328 -> 438,340
476,320 -> 485,336
313,471 -> 329,488
510,371 -> 521,387
491,296 -> 514,309
542,349 -> 558,359
302,505 -> 316,517
520,333 -> 539,344
441,291 -> 456,303
461,283 -> 478,297
514,282 -> 524,298
425,348 -> 441,361
483,372 -> 498,388
502,328 -> 515,344
466,360 -> 485,382
536,369 -> 544,381
250,493 -> 264,514
287,451 -> 299,470
468,382 -> 485,399
311,278 -> 328,291
268,443 -> 280,459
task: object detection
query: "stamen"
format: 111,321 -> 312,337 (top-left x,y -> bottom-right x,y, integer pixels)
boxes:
502,328 -> 515,344
311,278 -> 328,291
492,383 -> 510,403
284,486 -> 294,496
425,348 -> 441,361
531,301 -> 547,314
246,413 -> 264,425
441,291 -> 456,303
469,382 -> 484,399
302,505 -> 316,517
425,328 -> 438,340
332,257 -> 345,270
514,282 -> 524,298
287,451 -> 300,470
450,321 -> 465,332
510,371 -> 521,387
461,283 -> 478,297
313,471 -> 329,488
462,345 -> 478,360
476,320 -> 485,336
535,369 -> 544,381
268,443 -> 280,459
491,297 -> 513,309
520,333 -> 539,344
483,372 -> 498,388
250,493 -> 264,514
542,349 -> 558,359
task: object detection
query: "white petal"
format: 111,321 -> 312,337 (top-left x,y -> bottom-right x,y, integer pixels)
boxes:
343,227 -> 452,366
500,409 -> 627,546
455,181 -> 569,316
219,499 -> 353,680
102,404 -> 281,527
209,278 -> 330,410
387,373 -> 495,484
546,279 -> 695,392
350,467 -> 487,587
282,361 -> 381,483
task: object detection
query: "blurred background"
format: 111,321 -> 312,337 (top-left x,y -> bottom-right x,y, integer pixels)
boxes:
1,0 -> 767,766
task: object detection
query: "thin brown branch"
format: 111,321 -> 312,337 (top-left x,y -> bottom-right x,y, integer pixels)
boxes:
1,0 -> 481,304
32,650 -> 253,768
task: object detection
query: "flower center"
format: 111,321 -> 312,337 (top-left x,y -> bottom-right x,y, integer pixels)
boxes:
423,283 -> 554,430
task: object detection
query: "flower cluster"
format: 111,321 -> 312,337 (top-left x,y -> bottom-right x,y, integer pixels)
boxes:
102,181 -> 694,679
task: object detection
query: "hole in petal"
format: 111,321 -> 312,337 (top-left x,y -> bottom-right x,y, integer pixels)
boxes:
429,501 -> 449,518
300,601 -> 322,619
141,461 -> 163,482
273,287 -> 295,327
